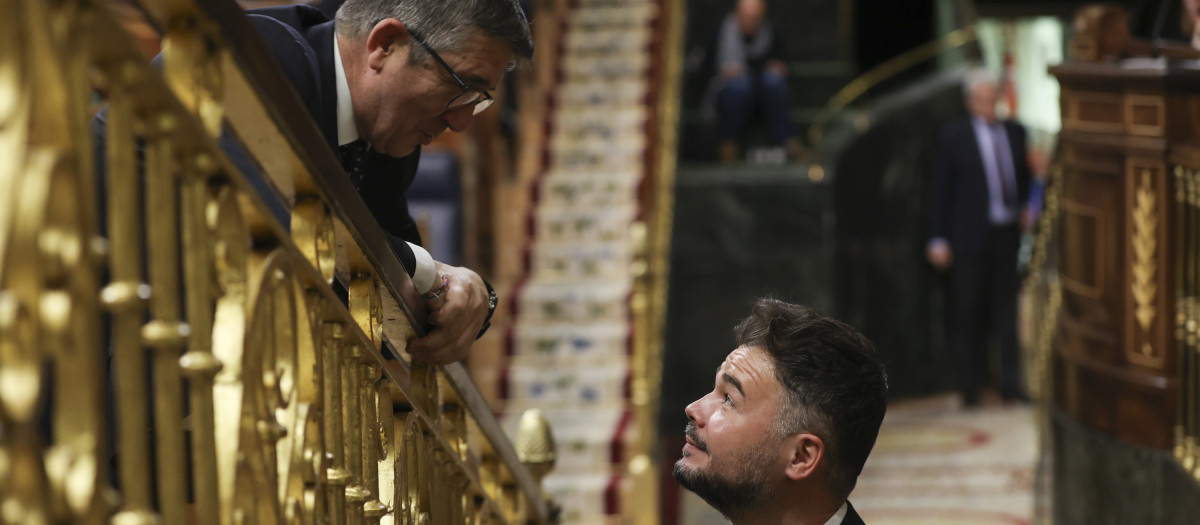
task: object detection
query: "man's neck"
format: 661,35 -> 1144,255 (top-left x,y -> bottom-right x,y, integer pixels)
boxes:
730,496 -> 845,525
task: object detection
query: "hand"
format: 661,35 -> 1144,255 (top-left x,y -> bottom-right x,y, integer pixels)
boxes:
926,243 -> 953,271
765,59 -> 787,77
408,262 -> 489,365
1020,208 -> 1033,232
720,63 -> 744,79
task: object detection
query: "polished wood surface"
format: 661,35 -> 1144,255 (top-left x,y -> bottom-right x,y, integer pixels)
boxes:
1051,8 -> 1200,450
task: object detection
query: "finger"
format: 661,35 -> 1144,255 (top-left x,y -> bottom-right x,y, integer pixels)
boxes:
409,329 -> 455,355
409,349 -> 458,366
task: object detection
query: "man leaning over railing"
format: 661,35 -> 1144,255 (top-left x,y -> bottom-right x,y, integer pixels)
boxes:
94,0 -> 534,364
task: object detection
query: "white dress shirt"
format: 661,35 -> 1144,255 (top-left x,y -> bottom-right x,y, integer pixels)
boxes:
824,501 -> 848,525
334,35 -> 438,293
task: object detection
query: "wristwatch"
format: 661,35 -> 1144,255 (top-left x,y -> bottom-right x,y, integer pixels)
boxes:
476,279 -> 498,339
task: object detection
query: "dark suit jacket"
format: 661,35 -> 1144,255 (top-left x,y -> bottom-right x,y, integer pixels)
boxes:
928,117 -> 1031,258
844,501 -> 867,525
247,5 -> 424,265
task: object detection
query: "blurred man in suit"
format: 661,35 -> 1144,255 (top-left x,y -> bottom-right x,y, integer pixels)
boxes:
927,68 -> 1031,407
674,298 -> 887,525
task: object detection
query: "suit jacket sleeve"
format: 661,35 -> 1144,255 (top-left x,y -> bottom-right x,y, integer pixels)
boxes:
928,123 -> 956,242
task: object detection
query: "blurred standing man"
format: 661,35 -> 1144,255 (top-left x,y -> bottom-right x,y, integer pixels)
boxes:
714,0 -> 800,163
674,298 -> 888,525
927,68 -> 1032,407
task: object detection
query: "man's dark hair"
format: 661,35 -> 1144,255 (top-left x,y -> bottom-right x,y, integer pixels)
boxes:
733,298 -> 888,500
336,0 -> 534,69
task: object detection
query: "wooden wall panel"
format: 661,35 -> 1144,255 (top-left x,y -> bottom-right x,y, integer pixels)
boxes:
1050,61 -> 1200,449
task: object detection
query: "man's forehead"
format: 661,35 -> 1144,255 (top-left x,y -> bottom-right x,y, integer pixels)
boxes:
718,345 -> 776,385
444,34 -> 512,90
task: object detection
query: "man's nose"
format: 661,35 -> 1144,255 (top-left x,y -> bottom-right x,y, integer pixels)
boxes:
442,105 -> 475,133
684,398 -> 703,425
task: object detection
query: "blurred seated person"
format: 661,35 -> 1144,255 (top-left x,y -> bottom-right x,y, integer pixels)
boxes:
714,0 -> 801,163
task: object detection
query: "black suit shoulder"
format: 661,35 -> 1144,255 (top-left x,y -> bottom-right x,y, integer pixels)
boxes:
244,8 -> 326,123
843,501 -> 867,525
938,117 -> 974,146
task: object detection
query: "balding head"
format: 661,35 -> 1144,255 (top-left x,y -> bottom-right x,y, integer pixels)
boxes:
737,0 -> 766,35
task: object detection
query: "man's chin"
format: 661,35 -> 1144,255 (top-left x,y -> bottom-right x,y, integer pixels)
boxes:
387,143 -> 419,158
371,139 -> 418,159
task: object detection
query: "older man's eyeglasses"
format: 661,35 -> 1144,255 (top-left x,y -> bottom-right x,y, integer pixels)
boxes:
408,29 -> 495,116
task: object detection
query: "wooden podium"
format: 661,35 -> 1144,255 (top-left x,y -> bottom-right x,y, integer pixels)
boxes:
1048,6 -> 1200,521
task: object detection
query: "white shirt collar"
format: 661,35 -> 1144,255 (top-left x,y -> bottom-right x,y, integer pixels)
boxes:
333,34 -> 359,146
823,502 -> 849,525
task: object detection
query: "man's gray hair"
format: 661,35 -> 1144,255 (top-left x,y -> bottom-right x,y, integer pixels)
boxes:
962,67 -> 998,101
335,0 -> 534,69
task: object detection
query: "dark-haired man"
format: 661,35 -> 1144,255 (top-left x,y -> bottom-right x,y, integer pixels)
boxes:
94,0 -> 532,364
253,0 -> 533,362
674,298 -> 888,525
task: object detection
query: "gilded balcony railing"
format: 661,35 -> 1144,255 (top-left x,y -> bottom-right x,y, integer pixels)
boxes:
0,0 -> 554,523
1174,163 -> 1200,482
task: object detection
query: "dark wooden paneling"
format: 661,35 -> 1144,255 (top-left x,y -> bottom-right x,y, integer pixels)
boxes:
1050,57 -> 1200,449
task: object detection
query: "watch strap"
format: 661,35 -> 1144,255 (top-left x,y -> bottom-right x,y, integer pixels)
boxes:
476,278 -> 497,339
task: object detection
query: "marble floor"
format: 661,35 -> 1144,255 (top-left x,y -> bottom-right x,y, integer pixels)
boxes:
679,394 -> 1043,525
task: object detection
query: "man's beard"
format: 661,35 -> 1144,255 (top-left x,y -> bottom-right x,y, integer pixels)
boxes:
672,422 -> 778,520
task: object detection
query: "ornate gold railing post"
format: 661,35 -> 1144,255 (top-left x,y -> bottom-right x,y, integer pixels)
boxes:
178,151 -> 222,525
324,321 -> 351,525
143,111 -> 192,525
1177,165 -> 1200,477
101,63 -> 158,525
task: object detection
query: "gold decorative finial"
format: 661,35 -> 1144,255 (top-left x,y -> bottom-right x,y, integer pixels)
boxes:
515,409 -> 556,481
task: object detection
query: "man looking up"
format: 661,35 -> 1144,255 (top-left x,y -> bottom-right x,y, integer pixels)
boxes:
247,0 -> 534,363
674,298 -> 888,525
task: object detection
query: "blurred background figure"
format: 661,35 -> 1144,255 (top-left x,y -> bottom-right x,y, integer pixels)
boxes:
927,68 -> 1031,408
712,0 -> 801,163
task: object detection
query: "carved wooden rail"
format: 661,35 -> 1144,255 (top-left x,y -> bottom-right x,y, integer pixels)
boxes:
0,0 -> 554,523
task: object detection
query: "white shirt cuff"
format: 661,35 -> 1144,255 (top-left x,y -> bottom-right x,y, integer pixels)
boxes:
408,243 -> 438,293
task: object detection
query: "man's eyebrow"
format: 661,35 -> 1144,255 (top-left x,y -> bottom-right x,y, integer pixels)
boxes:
721,372 -> 745,398
461,74 -> 492,92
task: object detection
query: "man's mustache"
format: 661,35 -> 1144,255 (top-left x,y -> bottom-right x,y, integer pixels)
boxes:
684,422 -> 708,453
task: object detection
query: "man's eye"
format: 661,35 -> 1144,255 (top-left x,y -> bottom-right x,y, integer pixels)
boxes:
723,393 -> 732,405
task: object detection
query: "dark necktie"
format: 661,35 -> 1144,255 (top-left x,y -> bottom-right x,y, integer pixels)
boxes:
992,126 -> 1016,209
338,139 -> 369,190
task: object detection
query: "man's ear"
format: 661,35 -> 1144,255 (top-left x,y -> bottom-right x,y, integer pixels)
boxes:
784,433 -> 825,481
365,18 -> 411,71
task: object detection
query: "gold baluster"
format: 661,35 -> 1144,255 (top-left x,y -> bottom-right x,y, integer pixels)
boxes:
101,68 -> 157,525
343,343 -> 369,525
376,383 -> 400,525
178,153 -> 222,525
142,114 -> 190,525
1190,169 -> 1200,478
324,322 -> 350,525
362,363 -> 389,525
161,13 -> 223,138
1175,166 -> 1187,463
